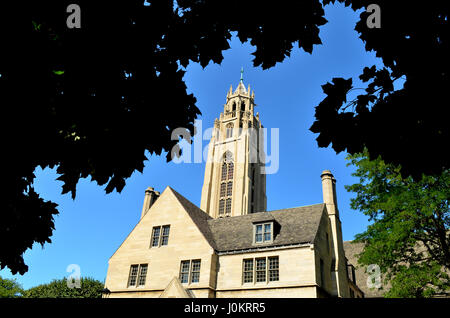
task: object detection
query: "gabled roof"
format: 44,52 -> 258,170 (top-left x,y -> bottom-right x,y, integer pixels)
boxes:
208,204 -> 326,252
159,277 -> 193,298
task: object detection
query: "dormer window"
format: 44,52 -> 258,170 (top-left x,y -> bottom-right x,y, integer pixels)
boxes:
254,222 -> 273,244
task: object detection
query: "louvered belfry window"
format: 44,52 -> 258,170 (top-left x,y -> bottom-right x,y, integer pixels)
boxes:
219,152 -> 234,217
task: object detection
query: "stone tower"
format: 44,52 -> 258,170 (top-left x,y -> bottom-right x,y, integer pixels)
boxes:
200,72 -> 267,218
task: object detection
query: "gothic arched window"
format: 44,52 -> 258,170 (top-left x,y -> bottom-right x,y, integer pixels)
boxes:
226,123 -> 234,139
219,152 -> 234,217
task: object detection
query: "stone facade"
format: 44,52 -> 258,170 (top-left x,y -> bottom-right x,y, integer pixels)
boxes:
103,78 -> 364,298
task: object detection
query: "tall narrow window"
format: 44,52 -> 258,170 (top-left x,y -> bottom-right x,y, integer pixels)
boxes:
226,181 -> 233,196
255,225 -> 263,243
225,198 -> 232,215
226,123 -> 234,138
151,227 -> 161,247
190,260 -> 201,283
219,152 -> 233,217
227,162 -> 234,179
161,225 -> 170,246
221,163 -> 227,181
219,199 -> 225,216
243,259 -> 254,283
128,265 -> 139,287
264,224 -> 272,241
268,257 -> 279,282
138,264 -> 148,286
256,258 -> 266,282
180,261 -> 190,284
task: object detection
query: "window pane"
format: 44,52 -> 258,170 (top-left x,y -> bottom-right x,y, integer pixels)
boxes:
138,264 -> 148,286
243,259 -> 254,283
191,272 -> 200,283
191,260 -> 201,272
181,261 -> 190,273
255,234 -> 262,242
227,181 -> 233,196
264,224 -> 271,233
256,258 -> 266,271
151,227 -> 160,247
256,259 -> 266,282
256,225 -> 262,234
264,233 -> 271,241
227,162 -> 234,179
220,183 -> 226,197
243,259 -> 253,272
219,199 -> 225,215
161,226 -> 170,246
180,261 -> 190,283
226,198 -> 232,214
243,272 -> 253,283
180,273 -> 189,284
269,257 -> 279,282
161,235 -> 169,246
128,265 -> 139,287
221,163 -> 227,181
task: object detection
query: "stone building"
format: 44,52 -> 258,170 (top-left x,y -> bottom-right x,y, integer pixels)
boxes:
103,77 -> 365,298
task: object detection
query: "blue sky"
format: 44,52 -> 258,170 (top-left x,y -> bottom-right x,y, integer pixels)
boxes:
2,3 -> 385,289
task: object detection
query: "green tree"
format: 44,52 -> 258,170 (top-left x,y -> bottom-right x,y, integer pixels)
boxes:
22,277 -> 104,298
0,276 -> 23,298
346,151 -> 450,297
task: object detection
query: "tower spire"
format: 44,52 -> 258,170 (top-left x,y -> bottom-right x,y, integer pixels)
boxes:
240,67 -> 244,83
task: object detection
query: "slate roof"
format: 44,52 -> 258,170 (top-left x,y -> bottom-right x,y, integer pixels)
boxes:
170,187 -> 326,253
208,204 -> 326,252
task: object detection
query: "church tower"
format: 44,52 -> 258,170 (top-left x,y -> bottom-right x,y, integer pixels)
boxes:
200,70 -> 267,218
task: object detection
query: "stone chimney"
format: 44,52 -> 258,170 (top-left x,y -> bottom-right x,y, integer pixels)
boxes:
320,170 -> 349,297
141,187 -> 160,219
320,170 -> 338,218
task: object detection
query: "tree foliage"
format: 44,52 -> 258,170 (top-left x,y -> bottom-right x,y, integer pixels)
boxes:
346,151 -> 450,297
22,277 -> 104,298
4,0 -> 328,275
310,0 -> 449,180
0,276 -> 24,298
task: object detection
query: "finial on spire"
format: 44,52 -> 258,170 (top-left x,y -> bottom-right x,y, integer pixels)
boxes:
240,67 -> 244,83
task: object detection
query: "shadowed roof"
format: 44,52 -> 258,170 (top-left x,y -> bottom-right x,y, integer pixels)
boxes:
208,204 -> 326,252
